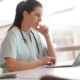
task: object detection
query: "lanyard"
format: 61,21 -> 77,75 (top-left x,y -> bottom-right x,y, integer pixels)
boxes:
20,30 -> 40,54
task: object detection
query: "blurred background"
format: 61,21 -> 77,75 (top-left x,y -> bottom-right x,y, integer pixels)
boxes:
0,0 -> 80,63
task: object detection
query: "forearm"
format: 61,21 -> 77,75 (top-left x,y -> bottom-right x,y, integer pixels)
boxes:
6,59 -> 41,72
44,35 -> 56,58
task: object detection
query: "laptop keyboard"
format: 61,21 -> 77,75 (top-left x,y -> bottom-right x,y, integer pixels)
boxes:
45,65 -> 72,68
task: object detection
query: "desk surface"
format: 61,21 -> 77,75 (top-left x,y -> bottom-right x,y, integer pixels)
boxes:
0,68 -> 2,75
2,60 -> 80,80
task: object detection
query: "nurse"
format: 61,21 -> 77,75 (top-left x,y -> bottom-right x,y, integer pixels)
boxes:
0,0 -> 56,72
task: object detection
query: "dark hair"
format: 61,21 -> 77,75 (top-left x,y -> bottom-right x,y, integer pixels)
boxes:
8,0 -> 42,31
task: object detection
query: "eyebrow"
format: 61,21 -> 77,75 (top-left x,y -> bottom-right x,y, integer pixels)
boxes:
35,13 -> 43,16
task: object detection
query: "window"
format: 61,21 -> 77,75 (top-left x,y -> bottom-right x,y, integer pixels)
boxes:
39,0 -> 80,62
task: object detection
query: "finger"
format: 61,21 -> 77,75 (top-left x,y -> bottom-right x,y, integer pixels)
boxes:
49,60 -> 54,65
51,57 -> 56,64
42,27 -> 48,32
48,57 -> 55,64
39,25 -> 47,33
36,24 -> 42,32
42,25 -> 48,32
39,25 -> 44,32
48,57 -> 54,65
46,62 -> 52,65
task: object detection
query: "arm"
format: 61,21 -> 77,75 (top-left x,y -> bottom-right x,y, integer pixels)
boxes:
6,56 -> 56,72
6,58 -> 40,72
35,25 -> 56,59
44,35 -> 56,58
2,32 -> 39,72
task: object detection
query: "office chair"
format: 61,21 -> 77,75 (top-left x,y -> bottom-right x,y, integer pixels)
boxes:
40,75 -> 71,80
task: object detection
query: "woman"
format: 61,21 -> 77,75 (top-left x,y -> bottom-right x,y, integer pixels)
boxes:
0,0 -> 56,73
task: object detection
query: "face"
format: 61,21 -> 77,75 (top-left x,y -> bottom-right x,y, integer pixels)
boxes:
24,7 -> 43,28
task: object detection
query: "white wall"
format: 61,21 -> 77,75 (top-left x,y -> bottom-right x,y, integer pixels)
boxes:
0,0 -> 22,22
1,0 -> 80,26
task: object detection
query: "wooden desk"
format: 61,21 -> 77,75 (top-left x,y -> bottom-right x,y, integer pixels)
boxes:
2,60 -> 80,80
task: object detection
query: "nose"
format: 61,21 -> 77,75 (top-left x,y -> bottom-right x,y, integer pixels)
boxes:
38,17 -> 42,22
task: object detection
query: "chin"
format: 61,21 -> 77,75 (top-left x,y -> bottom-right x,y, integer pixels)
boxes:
33,25 -> 38,28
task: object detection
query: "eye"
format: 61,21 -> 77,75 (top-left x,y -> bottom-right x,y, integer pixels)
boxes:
35,14 -> 40,17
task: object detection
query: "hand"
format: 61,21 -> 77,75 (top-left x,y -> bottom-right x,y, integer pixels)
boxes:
35,24 -> 49,37
38,56 -> 56,66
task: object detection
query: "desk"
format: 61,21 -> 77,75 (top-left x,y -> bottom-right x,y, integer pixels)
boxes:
0,68 -> 2,75
2,60 -> 80,80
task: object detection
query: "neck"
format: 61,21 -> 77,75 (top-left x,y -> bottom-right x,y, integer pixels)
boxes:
21,20 -> 31,33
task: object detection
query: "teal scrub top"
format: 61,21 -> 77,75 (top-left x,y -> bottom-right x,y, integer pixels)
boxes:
0,26 -> 47,73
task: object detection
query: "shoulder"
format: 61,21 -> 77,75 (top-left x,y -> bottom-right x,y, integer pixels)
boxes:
9,26 -> 20,35
6,26 -> 21,39
1,26 -> 19,45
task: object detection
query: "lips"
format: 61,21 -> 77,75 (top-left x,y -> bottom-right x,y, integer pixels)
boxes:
36,23 -> 39,25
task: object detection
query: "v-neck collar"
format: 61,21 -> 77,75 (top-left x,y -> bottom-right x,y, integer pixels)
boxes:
22,31 -> 33,42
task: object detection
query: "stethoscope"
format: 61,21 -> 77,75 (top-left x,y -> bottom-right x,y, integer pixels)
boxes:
20,30 -> 42,60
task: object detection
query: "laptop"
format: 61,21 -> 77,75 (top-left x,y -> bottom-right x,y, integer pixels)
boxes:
45,53 -> 80,68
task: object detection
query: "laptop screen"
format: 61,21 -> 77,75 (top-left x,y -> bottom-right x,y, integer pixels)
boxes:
73,53 -> 80,66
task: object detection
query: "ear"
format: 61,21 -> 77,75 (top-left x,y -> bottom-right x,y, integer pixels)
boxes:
23,11 -> 28,18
